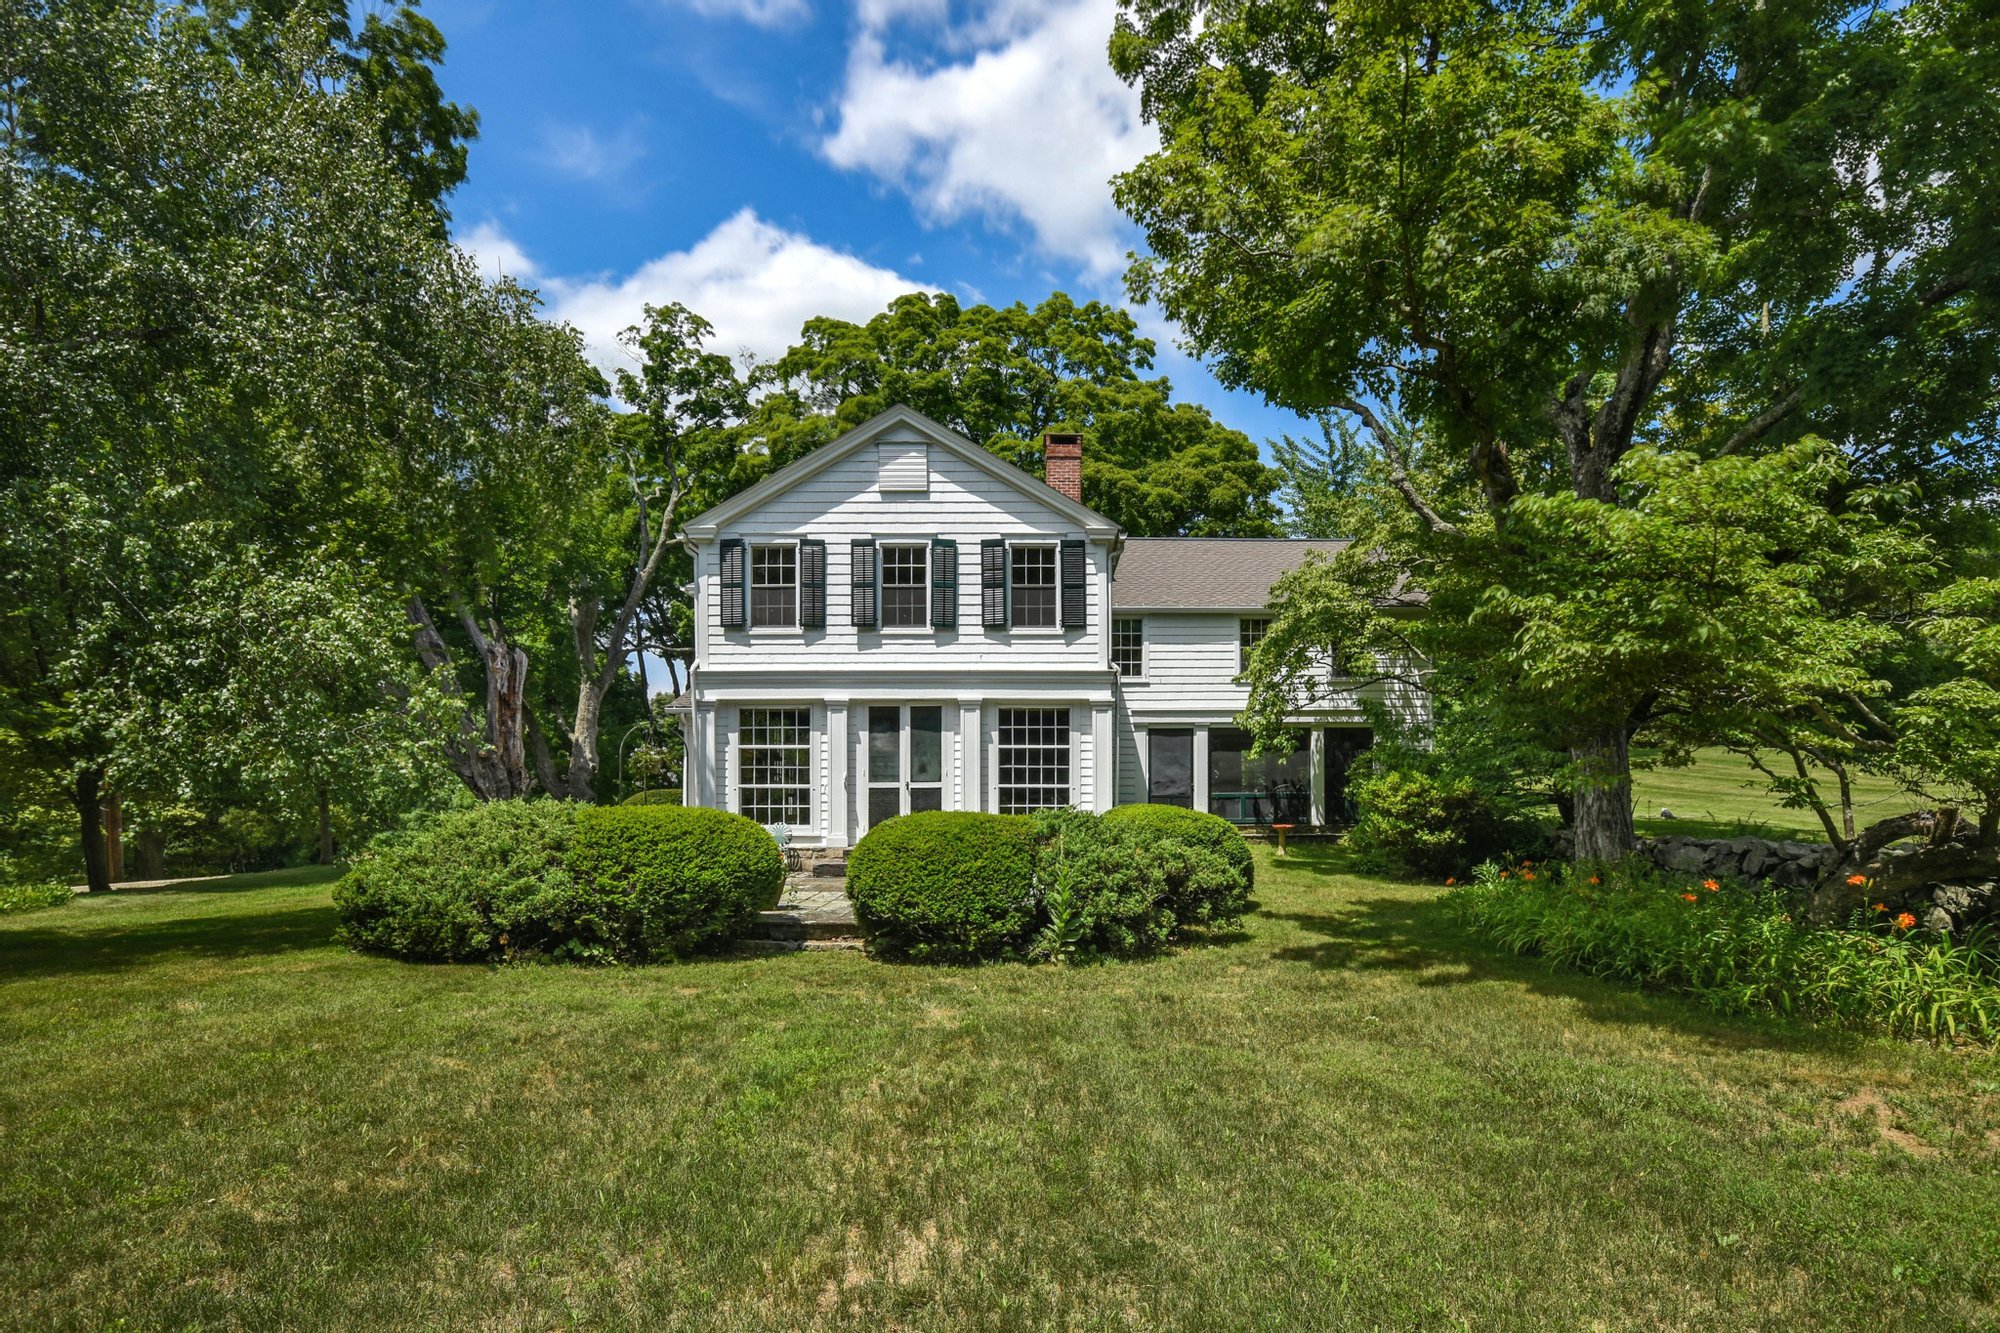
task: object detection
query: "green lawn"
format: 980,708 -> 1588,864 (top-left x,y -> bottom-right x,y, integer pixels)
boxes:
3,854 -> 1996,1330
1632,748 -> 1922,843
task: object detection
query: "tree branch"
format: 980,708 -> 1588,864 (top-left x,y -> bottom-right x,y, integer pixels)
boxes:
1716,386 -> 1804,456
1333,399 -> 1460,537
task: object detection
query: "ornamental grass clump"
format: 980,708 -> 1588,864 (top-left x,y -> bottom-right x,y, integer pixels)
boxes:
1445,860 -> 2000,1045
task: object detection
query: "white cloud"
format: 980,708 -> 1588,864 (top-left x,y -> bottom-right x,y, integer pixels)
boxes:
537,122 -> 649,184
669,0 -> 811,28
821,0 -> 1150,277
457,210 -> 930,376
459,220 -> 538,282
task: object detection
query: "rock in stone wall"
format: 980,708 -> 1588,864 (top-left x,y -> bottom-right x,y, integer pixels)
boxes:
1639,834 -> 1836,889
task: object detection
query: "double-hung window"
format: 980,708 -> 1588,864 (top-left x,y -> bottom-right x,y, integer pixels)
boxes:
1239,617 -> 1270,673
1111,617 -> 1144,677
880,543 -> 929,628
996,707 -> 1070,812
750,545 -> 797,628
738,708 -> 811,825
1010,545 -> 1057,628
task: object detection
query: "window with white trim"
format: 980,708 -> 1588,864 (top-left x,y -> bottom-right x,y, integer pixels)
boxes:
1010,544 -> 1057,628
881,543 -> 929,628
1239,617 -> 1270,672
997,707 -> 1070,813
750,545 -> 797,628
738,708 -> 811,825
1111,617 -> 1144,677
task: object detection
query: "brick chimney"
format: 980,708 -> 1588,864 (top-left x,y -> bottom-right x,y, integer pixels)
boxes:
1043,431 -> 1083,503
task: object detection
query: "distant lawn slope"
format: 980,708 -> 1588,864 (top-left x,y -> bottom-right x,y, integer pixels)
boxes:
1632,748 -> 1922,843
2,855 -> 1995,1329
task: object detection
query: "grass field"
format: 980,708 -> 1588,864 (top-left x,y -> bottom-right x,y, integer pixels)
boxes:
4,853 -> 1996,1329
1632,748 -> 1921,843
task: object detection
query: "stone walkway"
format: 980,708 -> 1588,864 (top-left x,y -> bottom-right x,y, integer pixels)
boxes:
752,864 -> 861,950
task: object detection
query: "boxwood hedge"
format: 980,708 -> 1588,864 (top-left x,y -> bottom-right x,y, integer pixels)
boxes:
1101,803 -> 1254,924
333,800 -> 780,963
846,811 -> 1038,962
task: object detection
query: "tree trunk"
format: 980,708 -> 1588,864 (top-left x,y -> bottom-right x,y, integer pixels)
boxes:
104,791 -> 124,884
1570,725 -> 1637,861
73,767 -> 110,894
135,829 -> 166,880
317,785 -> 334,864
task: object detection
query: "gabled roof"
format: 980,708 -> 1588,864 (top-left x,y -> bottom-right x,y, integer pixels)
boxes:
1112,538 -> 1352,611
679,404 -> 1122,540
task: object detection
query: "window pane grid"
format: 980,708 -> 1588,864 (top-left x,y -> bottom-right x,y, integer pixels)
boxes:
1111,617 -> 1144,677
881,543 -> 929,628
750,545 -> 797,628
739,707 -> 811,825
997,707 -> 1069,813
1239,617 -> 1270,671
1010,545 -> 1057,628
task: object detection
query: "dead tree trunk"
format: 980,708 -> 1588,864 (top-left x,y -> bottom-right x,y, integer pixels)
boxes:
1804,809 -> 2000,924
405,596 -> 536,800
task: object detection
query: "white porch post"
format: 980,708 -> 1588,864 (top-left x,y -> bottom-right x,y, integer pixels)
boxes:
959,700 -> 983,812
826,701 -> 850,847
1309,727 -> 1327,827
1091,702 -> 1114,812
1192,724 -> 1211,815
693,703 -> 716,808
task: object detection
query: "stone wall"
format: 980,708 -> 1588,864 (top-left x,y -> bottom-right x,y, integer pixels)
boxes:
1640,834 -> 1835,889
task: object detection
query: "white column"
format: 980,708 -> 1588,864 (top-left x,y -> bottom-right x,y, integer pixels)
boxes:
826,701 -> 850,848
1192,724 -> 1211,815
693,704 -> 715,808
959,700 -> 983,812
1091,702 -> 1114,812
1309,727 -> 1327,827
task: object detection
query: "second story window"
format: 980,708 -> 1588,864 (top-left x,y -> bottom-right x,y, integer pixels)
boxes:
1010,544 -> 1057,628
1239,617 -> 1270,672
1112,617 -> 1144,677
881,543 -> 929,628
750,544 -> 797,627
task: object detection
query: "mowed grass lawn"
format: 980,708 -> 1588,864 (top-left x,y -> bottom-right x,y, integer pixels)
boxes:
1632,748 -> 1922,843
4,853 -> 1997,1330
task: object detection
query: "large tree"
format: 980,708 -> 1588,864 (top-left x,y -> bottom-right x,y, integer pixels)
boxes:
1111,0 -> 2000,858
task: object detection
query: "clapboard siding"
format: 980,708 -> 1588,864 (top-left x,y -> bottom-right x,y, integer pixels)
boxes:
1115,697 -> 1144,805
699,432 -> 1112,674
1121,612 -> 1399,723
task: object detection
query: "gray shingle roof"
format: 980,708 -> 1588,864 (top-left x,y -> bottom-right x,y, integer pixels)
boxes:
1111,538 -> 1354,611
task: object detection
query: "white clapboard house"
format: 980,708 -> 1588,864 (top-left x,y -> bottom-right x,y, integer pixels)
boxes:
669,405 -> 1420,850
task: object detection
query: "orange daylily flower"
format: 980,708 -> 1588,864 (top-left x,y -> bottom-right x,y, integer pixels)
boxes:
1873,902 -> 1888,913
1846,873 -> 1869,887
1894,912 -> 1916,931
1680,893 -> 1698,903
1588,875 -> 1601,885
1522,871 -> 1536,881
1702,879 -> 1720,892
1444,877 -> 1456,886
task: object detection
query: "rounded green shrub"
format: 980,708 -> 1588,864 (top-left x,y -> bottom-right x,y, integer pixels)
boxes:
1102,803 -> 1254,923
848,811 -> 1038,962
1030,808 -> 1177,957
333,800 -> 781,963
333,800 -> 583,962
568,804 -> 782,960
620,788 -> 682,807
1348,769 -> 1526,878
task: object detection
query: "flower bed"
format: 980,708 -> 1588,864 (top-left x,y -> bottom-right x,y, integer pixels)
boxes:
1446,860 -> 2000,1044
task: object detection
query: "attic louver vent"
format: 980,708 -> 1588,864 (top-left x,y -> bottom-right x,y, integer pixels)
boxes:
878,441 -> 928,492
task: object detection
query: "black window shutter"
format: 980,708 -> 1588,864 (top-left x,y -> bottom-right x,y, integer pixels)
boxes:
719,538 -> 745,629
799,539 -> 826,629
850,539 -> 877,628
931,539 -> 958,629
1060,538 -> 1087,629
981,539 -> 1008,629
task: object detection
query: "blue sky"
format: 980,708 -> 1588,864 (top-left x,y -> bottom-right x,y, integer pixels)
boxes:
424,0 -> 1317,451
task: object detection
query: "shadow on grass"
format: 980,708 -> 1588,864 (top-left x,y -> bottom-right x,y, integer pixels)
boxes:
1265,880 -> 1865,1056
0,903 -> 341,981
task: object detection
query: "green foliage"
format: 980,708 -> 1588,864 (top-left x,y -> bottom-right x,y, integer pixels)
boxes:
847,812 -> 1040,963
620,788 -> 683,807
0,881 -> 71,915
1100,802 -> 1255,923
1447,861 -> 2000,1045
333,801 -> 581,962
749,291 -> 1281,537
567,805 -> 782,961
333,802 -> 779,963
1029,809 -> 1178,958
1348,770 -> 1535,880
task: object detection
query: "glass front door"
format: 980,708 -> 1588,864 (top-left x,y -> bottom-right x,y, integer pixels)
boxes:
866,705 -> 945,829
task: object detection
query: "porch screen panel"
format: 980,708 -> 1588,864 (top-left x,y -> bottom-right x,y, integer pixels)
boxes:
1148,729 -> 1193,808
1208,727 -> 1310,825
